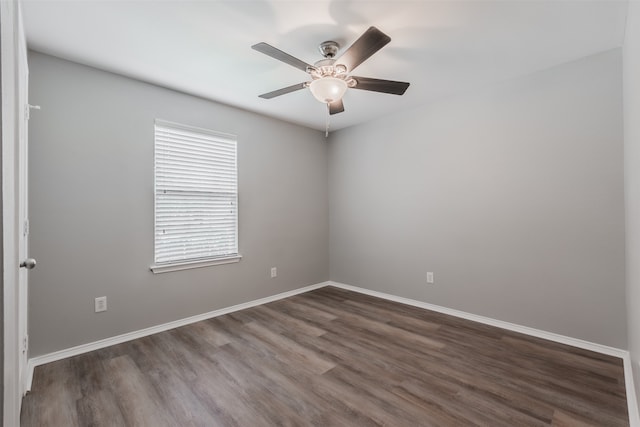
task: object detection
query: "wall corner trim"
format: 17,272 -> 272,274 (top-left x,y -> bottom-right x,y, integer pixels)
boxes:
326,281 -> 638,426
26,281 -> 330,391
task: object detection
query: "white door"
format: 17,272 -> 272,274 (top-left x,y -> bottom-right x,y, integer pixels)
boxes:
17,8 -> 31,397
2,1 -> 30,423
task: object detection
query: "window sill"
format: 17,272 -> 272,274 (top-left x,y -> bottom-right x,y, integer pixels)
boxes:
150,254 -> 242,274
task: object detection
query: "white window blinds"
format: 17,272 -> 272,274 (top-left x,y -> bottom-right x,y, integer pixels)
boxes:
154,120 -> 238,265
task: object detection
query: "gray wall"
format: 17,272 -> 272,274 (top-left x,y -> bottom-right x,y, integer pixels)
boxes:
28,52 -> 329,357
624,0 -> 640,411
29,46 -> 628,357
329,49 -> 627,348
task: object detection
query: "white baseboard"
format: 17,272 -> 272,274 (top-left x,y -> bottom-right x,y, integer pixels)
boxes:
328,281 -> 626,356
26,279 -> 640,426
623,354 -> 640,427
26,281 -> 330,391
327,281 -> 639,426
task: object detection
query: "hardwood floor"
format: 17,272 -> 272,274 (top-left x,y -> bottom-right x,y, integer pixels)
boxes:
21,286 -> 629,426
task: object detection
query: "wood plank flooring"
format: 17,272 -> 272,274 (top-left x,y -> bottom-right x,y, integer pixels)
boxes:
21,286 -> 629,426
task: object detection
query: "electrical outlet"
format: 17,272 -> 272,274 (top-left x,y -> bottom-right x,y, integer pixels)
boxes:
426,272 -> 434,284
95,296 -> 107,313
271,267 -> 277,278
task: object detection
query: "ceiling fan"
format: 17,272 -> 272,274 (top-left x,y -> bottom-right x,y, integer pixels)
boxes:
252,27 -> 410,116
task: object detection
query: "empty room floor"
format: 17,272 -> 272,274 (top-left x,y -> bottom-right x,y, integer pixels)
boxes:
21,287 -> 629,426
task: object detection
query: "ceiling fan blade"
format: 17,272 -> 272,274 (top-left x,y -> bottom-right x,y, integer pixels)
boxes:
329,99 -> 345,115
252,42 -> 313,73
335,27 -> 391,72
351,76 -> 410,95
258,82 -> 308,99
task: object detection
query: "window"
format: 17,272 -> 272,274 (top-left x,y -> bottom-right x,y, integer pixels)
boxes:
151,120 -> 240,273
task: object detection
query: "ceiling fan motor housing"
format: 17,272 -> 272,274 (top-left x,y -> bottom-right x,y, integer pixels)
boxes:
310,59 -> 355,87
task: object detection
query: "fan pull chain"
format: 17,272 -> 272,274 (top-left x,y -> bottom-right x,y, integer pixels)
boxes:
325,103 -> 330,138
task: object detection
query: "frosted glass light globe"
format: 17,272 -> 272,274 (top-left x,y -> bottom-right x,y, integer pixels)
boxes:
309,77 -> 348,103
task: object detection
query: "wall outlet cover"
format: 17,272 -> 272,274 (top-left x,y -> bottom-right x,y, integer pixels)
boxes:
95,296 -> 107,313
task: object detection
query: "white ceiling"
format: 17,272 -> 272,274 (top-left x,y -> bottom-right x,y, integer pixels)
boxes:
22,0 -> 629,132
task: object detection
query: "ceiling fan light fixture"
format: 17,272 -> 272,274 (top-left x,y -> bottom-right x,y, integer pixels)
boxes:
309,77 -> 348,103
253,27 -> 410,117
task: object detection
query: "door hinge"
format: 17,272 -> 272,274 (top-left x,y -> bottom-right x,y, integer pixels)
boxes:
22,334 -> 28,354
25,104 -> 40,120
23,218 -> 29,237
